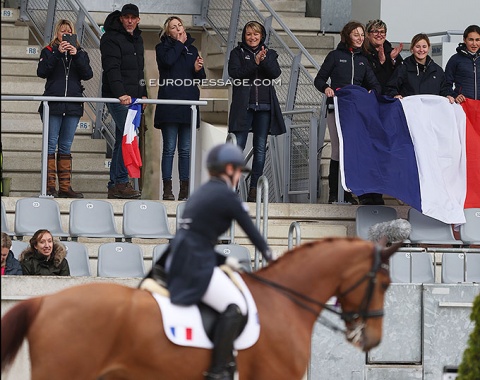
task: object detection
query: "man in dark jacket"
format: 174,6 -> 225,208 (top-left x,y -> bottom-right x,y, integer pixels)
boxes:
1,232 -> 23,275
100,3 -> 146,199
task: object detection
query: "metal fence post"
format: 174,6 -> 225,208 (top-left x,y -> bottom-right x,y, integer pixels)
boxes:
288,221 -> 301,250
254,175 -> 269,270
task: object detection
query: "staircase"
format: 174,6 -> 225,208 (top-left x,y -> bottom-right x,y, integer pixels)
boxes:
1,5 -> 110,198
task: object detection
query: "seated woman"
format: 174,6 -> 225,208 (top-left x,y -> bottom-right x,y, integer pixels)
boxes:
386,33 -> 455,103
148,143 -> 272,380
1,232 -> 23,275
19,229 -> 70,276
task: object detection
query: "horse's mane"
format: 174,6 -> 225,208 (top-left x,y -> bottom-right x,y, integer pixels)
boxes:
256,236 -> 366,272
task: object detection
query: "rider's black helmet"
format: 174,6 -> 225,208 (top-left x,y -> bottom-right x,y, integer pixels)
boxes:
206,143 -> 249,174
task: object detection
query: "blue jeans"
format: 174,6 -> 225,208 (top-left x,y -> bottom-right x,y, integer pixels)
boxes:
234,110 -> 270,188
161,123 -> 191,181
46,115 -> 80,155
107,103 -> 129,188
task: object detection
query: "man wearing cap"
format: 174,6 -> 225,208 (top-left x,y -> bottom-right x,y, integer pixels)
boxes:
100,3 -> 146,199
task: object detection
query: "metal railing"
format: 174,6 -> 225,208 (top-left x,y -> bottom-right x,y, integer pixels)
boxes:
1,95 -> 207,198
253,175 -> 268,270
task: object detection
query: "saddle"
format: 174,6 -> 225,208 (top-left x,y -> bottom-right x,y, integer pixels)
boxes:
139,250 -> 259,349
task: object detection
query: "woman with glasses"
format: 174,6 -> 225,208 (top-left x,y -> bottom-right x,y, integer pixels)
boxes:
386,33 -> 455,103
314,21 -> 381,204
154,16 -> 206,201
360,19 -> 404,205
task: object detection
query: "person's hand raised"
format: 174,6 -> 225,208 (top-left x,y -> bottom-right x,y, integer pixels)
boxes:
390,43 -> 403,61
255,46 -> 267,65
194,56 -> 204,72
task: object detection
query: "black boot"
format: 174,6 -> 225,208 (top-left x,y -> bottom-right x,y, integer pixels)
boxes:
204,304 -> 245,380
178,180 -> 189,201
247,187 -> 256,202
328,159 -> 339,203
163,179 -> 174,200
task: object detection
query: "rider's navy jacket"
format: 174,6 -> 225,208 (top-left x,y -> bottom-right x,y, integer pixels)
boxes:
166,177 -> 269,305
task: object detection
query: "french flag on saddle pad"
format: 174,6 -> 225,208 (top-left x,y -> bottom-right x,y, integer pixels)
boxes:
122,99 -> 142,178
334,85 -> 479,225
170,325 -> 193,342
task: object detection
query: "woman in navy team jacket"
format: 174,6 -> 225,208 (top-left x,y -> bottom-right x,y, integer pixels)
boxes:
154,16 -> 206,201
445,24 -> 480,103
228,21 -> 286,202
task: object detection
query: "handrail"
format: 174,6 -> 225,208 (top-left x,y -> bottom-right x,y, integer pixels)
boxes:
288,221 -> 302,250
254,175 -> 269,270
1,95 -> 207,198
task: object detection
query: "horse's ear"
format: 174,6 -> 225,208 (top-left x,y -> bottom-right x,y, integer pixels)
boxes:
380,241 -> 403,261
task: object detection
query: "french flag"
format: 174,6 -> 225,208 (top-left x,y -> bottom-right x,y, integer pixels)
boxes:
334,85 -> 479,225
122,99 -> 142,178
170,326 -> 193,341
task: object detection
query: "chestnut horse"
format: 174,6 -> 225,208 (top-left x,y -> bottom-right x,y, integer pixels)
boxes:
1,237 -> 400,380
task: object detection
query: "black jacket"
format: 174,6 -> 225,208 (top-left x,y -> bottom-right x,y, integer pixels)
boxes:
20,241 -> 70,276
445,43 -> 480,100
100,10 -> 147,99
167,178 -> 269,305
153,33 -> 206,127
227,24 -> 286,135
37,44 -> 93,116
4,250 -> 23,275
385,55 -> 455,98
315,42 -> 381,101
363,40 -> 404,94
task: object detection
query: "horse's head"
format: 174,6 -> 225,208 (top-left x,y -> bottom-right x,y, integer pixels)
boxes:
335,238 -> 401,351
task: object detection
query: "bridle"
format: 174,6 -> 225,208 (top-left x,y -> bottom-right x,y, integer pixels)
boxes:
244,245 -> 389,332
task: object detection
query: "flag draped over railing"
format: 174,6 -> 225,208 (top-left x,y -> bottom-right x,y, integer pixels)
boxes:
334,85 -> 479,225
122,99 -> 142,178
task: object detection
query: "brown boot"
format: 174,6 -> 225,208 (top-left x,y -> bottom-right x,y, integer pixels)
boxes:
47,153 -> 58,197
163,180 -> 175,200
178,180 -> 189,201
247,187 -> 257,202
57,153 -> 84,198
113,182 -> 141,199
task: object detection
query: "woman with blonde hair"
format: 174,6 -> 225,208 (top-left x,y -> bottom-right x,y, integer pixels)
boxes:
37,19 -> 93,198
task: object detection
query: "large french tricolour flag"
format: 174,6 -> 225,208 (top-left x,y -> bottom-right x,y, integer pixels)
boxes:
334,85 -> 479,225
122,99 -> 142,178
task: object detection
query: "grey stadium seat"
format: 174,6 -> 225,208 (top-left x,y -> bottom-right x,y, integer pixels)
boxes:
14,197 -> 69,239
152,244 -> 170,264
11,240 -> 28,260
63,241 -> 91,276
466,253 -> 480,282
460,208 -> 480,245
69,200 -> 123,240
355,205 -> 397,240
123,200 -> 174,240
441,252 -> 465,283
407,208 -> 462,245
1,200 -> 14,237
389,251 -> 434,283
97,242 -> 145,277
215,244 -> 252,272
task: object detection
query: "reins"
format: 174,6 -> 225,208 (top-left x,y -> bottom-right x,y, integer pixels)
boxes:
244,245 -> 387,333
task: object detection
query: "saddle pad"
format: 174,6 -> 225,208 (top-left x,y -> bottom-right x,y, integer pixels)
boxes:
150,272 -> 260,349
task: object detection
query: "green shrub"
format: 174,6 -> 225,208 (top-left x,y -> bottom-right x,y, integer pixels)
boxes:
457,292 -> 480,379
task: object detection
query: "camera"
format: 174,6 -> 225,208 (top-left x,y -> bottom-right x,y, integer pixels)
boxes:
62,33 -> 77,46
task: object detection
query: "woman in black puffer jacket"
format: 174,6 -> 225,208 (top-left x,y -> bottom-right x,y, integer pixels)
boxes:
314,21 -> 381,205
445,24 -> 480,103
37,19 -> 93,198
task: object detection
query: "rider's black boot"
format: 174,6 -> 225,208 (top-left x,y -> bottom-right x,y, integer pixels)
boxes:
204,304 -> 245,380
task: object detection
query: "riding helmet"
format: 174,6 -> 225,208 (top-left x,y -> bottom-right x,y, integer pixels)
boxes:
206,143 -> 249,173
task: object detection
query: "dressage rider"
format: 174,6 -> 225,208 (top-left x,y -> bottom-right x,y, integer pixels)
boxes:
153,143 -> 273,380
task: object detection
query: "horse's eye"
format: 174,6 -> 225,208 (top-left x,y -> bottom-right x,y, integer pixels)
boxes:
381,283 -> 389,291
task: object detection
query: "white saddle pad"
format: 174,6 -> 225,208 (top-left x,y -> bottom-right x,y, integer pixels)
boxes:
150,272 -> 260,349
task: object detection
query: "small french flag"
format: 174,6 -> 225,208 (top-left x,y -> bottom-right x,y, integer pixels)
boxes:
170,326 -> 193,341
121,98 -> 142,178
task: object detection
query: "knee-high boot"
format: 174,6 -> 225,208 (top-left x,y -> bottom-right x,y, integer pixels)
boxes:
47,153 -> 58,197
204,304 -> 245,380
57,153 -> 84,198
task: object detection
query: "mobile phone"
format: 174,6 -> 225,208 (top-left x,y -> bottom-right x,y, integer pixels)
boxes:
62,33 -> 77,46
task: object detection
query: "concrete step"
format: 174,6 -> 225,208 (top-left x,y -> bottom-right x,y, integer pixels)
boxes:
0,44 -> 41,60
1,114 -> 94,134
0,7 -> 19,23
1,59 -> 38,77
1,100 -> 39,113
3,150 -> 107,166
1,134 -> 106,153
4,172 -> 110,196
1,77 -> 44,95
251,0 -> 306,15
1,23 -> 29,40
1,38 -> 28,45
